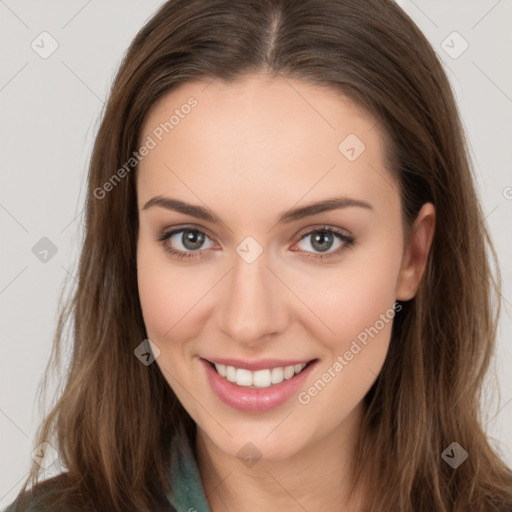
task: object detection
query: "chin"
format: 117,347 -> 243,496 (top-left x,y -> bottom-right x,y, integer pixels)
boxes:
203,419 -> 313,463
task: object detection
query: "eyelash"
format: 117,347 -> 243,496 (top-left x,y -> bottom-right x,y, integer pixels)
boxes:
156,225 -> 355,262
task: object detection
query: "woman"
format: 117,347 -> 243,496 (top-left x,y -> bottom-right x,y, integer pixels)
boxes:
5,0 -> 512,511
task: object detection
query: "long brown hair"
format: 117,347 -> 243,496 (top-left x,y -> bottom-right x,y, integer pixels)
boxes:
10,0 -> 512,510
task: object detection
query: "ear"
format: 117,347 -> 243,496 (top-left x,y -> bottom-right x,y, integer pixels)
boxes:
396,202 -> 436,301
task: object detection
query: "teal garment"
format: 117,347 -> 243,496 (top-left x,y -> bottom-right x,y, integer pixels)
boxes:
167,433 -> 212,512
2,433 -> 211,512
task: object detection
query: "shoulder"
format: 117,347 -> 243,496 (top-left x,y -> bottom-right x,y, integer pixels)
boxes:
3,472 -> 178,512
3,473 -> 85,512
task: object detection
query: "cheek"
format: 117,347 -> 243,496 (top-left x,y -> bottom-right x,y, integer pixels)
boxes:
137,241 -> 205,343
294,251 -> 401,417
296,240 -> 402,349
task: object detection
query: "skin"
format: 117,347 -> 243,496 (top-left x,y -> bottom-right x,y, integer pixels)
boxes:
136,73 -> 435,512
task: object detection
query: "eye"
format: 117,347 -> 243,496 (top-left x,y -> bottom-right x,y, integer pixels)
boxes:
291,226 -> 355,260
157,227 -> 216,260
156,225 -> 355,262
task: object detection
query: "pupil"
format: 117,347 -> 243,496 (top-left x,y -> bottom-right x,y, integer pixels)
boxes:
183,230 -> 204,250
312,232 -> 332,252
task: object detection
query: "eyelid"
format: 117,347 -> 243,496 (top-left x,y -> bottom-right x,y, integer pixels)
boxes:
293,223 -> 352,240
158,223 -> 218,244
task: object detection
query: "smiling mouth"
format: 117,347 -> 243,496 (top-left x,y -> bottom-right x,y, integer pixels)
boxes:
206,359 -> 317,389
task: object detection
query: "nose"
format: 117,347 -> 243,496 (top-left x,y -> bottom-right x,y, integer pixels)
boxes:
216,248 -> 289,346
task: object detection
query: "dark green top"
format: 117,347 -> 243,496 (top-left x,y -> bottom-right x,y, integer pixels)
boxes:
167,432 -> 211,512
3,434 -> 211,512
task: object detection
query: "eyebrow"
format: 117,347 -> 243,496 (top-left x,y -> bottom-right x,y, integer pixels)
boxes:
142,195 -> 374,223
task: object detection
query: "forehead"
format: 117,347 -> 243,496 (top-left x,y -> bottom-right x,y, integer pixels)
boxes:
136,74 -> 398,216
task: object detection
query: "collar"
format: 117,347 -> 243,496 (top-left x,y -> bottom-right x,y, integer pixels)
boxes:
166,432 -> 212,512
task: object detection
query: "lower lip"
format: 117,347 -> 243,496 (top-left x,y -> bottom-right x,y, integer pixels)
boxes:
201,358 -> 318,412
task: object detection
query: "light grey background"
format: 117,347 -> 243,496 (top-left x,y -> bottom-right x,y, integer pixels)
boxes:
1,0 -> 511,506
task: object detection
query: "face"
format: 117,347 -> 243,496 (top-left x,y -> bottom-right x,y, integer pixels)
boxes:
136,74 -> 433,461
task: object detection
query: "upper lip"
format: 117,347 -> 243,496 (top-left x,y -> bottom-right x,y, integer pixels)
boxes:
202,357 -> 316,371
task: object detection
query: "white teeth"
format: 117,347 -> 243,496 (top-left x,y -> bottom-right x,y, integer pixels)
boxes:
253,369 -> 271,388
213,362 -> 308,388
235,368 -> 252,387
226,365 -> 236,383
270,367 -> 284,384
283,365 -> 295,380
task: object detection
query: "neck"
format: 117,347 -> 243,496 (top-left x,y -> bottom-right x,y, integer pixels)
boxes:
196,403 -> 366,512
